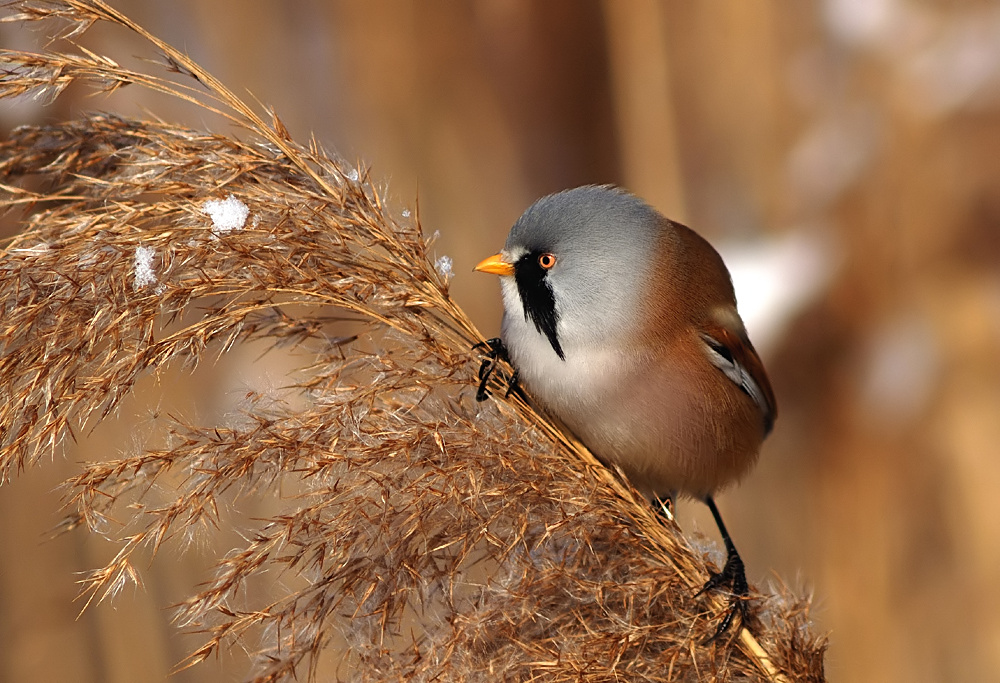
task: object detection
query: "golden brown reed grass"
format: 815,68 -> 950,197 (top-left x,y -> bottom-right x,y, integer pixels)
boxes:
0,2 -> 824,680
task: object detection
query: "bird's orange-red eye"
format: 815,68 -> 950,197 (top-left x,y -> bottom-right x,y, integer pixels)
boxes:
538,253 -> 557,269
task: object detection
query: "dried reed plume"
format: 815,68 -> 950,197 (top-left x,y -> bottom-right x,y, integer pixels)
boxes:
0,2 -> 825,680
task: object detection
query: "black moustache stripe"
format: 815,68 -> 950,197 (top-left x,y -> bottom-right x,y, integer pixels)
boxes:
514,253 -> 564,360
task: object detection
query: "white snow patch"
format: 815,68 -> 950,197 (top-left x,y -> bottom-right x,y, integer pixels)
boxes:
401,208 -> 411,218
133,246 -> 157,290
720,229 -> 838,354
435,255 -> 453,281
823,0 -> 901,46
346,168 -> 360,182
201,195 -> 249,234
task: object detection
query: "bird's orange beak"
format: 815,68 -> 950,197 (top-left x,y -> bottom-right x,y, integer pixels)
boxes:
474,253 -> 515,276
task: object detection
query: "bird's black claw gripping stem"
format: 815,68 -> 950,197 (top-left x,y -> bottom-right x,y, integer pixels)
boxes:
696,496 -> 753,643
474,337 -> 521,402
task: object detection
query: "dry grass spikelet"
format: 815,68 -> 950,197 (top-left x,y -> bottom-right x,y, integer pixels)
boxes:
0,2 -> 825,681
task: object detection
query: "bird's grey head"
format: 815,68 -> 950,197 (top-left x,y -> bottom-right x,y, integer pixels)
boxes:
501,185 -> 663,360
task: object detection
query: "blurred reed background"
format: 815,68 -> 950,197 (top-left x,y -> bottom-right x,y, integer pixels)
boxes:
2,1 -> 999,681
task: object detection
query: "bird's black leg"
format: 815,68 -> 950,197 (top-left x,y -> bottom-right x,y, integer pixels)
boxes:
697,495 -> 751,642
474,338 -> 521,401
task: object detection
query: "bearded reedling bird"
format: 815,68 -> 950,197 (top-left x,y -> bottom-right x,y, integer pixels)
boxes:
474,185 -> 777,638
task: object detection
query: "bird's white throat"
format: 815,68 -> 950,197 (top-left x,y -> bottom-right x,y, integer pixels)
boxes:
499,275 -> 635,414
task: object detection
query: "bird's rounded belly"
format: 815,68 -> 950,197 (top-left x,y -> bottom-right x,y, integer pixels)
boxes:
516,345 -> 759,499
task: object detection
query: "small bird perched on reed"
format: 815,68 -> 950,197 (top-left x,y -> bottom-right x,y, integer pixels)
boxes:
475,185 -> 777,638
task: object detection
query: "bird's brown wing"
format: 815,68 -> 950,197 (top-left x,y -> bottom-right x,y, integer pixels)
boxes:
699,323 -> 777,436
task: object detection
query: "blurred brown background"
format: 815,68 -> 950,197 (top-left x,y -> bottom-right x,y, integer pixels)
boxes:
3,1 -> 1000,681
